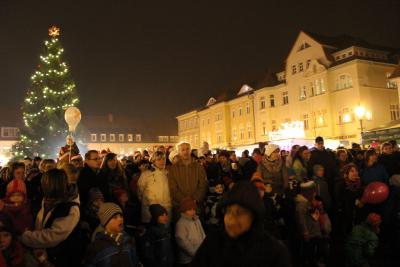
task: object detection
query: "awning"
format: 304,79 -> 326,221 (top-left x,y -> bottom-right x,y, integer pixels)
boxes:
362,120 -> 400,143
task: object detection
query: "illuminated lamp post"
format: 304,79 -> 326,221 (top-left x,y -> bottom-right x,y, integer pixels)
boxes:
354,105 -> 371,145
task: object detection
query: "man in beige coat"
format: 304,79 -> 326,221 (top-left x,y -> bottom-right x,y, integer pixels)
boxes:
168,142 -> 208,218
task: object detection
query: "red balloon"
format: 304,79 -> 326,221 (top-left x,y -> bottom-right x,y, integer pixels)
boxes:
361,182 -> 389,204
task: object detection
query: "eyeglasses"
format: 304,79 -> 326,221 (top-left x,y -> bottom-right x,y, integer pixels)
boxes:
89,157 -> 101,161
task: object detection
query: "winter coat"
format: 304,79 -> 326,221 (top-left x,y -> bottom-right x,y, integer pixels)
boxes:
334,178 -> 363,237
137,168 -> 172,223
175,214 -> 206,264
142,223 -> 174,267
378,153 -> 400,177
258,157 -> 288,194
21,188 -> 82,267
241,157 -> 258,181
292,158 -> 308,182
217,162 -> 242,188
78,165 -> 107,207
25,172 -> 43,217
361,163 -> 389,186
98,169 -> 128,200
312,175 -> 332,211
168,159 -> 208,207
85,231 -> 139,267
295,194 -> 321,238
192,228 -> 290,267
2,201 -> 33,235
345,223 -> 379,266
204,188 -> 223,227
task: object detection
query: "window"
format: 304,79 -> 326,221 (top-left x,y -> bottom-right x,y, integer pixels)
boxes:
135,134 -> 142,142
90,134 -> 97,142
260,97 -> 266,110
338,108 -> 353,124
387,73 -> 398,89
292,65 -> 297,75
217,133 -> 222,143
110,134 -> 115,142
270,95 -> 275,107
310,82 -> 315,96
299,63 -> 304,72
247,123 -> 252,139
246,103 -> 250,114
119,134 -> 124,142
303,114 -> 309,130
127,134 -> 133,142
348,51 -> 353,56
158,136 -> 169,142
336,74 -> 353,90
390,104 -> 400,121
314,79 -> 326,95
282,91 -> 289,105
306,59 -> 311,69
202,119 -> 205,127
216,113 -> 222,121
232,128 -> 237,141
262,122 -> 267,135
299,86 -> 307,100
239,107 -> 243,116
1,127 -> 18,138
315,110 -> 327,127
298,42 -> 311,51
232,109 -> 235,118
100,134 -> 106,142
207,118 -> 210,125
240,128 -> 245,140
271,120 -> 277,131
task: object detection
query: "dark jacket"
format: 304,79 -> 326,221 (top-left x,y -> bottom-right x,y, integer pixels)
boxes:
360,163 -> 389,186
141,223 -> 174,267
241,157 -> 258,181
86,231 -> 139,267
78,165 -> 106,207
345,223 -> 379,266
192,180 -> 291,267
312,175 -> 332,211
378,153 -> 400,177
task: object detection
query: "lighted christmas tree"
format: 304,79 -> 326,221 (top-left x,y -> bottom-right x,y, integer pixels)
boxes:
13,26 -> 79,158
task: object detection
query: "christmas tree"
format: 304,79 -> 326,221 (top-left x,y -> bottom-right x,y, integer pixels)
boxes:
13,26 -> 79,158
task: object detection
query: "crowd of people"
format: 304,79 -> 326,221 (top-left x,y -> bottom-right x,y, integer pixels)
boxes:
0,136 -> 399,267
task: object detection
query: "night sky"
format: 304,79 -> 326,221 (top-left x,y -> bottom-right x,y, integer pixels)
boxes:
1,0 -> 399,134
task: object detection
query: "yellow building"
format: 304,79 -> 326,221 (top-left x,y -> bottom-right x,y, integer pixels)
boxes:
177,110 -> 200,148
177,31 -> 400,149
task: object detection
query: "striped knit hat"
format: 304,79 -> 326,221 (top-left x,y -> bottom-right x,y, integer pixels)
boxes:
98,202 -> 123,227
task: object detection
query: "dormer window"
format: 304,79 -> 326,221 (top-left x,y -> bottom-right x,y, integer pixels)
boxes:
237,84 -> 253,95
298,41 -> 311,51
206,97 -> 217,106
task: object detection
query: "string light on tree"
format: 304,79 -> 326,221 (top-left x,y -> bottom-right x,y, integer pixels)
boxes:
13,26 -> 80,158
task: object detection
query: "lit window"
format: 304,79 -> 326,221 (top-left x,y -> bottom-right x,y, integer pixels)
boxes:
299,86 -> 307,100
270,95 -> 275,107
262,122 -> 267,135
90,134 -> 97,142
303,114 -> 309,130
306,59 -> 311,69
118,134 -> 124,142
336,74 -> 353,90
292,65 -> 297,75
110,134 -> 115,142
127,134 -> 133,142
299,63 -> 304,72
100,134 -> 106,142
282,91 -> 289,105
260,97 -> 266,110
1,127 -> 18,138
390,104 -> 400,121
135,134 -> 141,142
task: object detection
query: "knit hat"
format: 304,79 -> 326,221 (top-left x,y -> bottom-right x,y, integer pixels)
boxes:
98,202 -> 123,227
6,179 -> 27,200
264,144 -> 280,157
168,150 -> 178,163
0,213 -> 14,234
88,187 -> 104,203
149,204 -> 168,222
366,213 -> 381,226
179,197 -> 197,213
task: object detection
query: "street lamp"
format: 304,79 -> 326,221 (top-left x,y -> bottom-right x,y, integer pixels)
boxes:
354,105 -> 369,145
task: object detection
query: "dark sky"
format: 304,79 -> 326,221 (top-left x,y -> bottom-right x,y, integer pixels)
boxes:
1,0 -> 399,134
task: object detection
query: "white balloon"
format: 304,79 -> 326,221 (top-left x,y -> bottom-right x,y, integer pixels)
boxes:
64,107 -> 81,132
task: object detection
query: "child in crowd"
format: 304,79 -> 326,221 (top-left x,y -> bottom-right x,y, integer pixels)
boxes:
204,180 -> 224,229
175,197 -> 206,266
0,178 -> 33,235
142,204 -> 174,267
82,187 -> 104,233
113,187 -> 139,234
345,213 -> 381,267
85,202 -> 139,267
0,213 -> 38,267
312,165 -> 332,211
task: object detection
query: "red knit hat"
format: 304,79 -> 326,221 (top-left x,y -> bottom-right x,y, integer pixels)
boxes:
6,179 -> 27,200
366,213 -> 381,226
179,197 -> 197,213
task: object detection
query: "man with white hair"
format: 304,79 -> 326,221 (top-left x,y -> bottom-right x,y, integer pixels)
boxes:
168,142 -> 208,218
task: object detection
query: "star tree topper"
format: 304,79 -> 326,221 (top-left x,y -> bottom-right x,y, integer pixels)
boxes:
48,26 -> 60,37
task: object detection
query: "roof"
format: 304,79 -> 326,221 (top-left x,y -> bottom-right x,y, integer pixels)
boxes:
390,64 -> 400,79
304,31 -> 400,53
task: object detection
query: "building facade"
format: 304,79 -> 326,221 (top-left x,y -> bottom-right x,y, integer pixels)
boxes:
0,127 -> 19,165
177,31 -> 400,150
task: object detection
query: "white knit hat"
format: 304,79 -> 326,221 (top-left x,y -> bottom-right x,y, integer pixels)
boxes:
265,144 -> 280,157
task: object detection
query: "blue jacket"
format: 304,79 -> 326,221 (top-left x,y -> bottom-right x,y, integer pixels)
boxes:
85,231 -> 139,267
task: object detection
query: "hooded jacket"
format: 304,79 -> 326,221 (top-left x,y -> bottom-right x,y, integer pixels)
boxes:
192,181 -> 291,267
